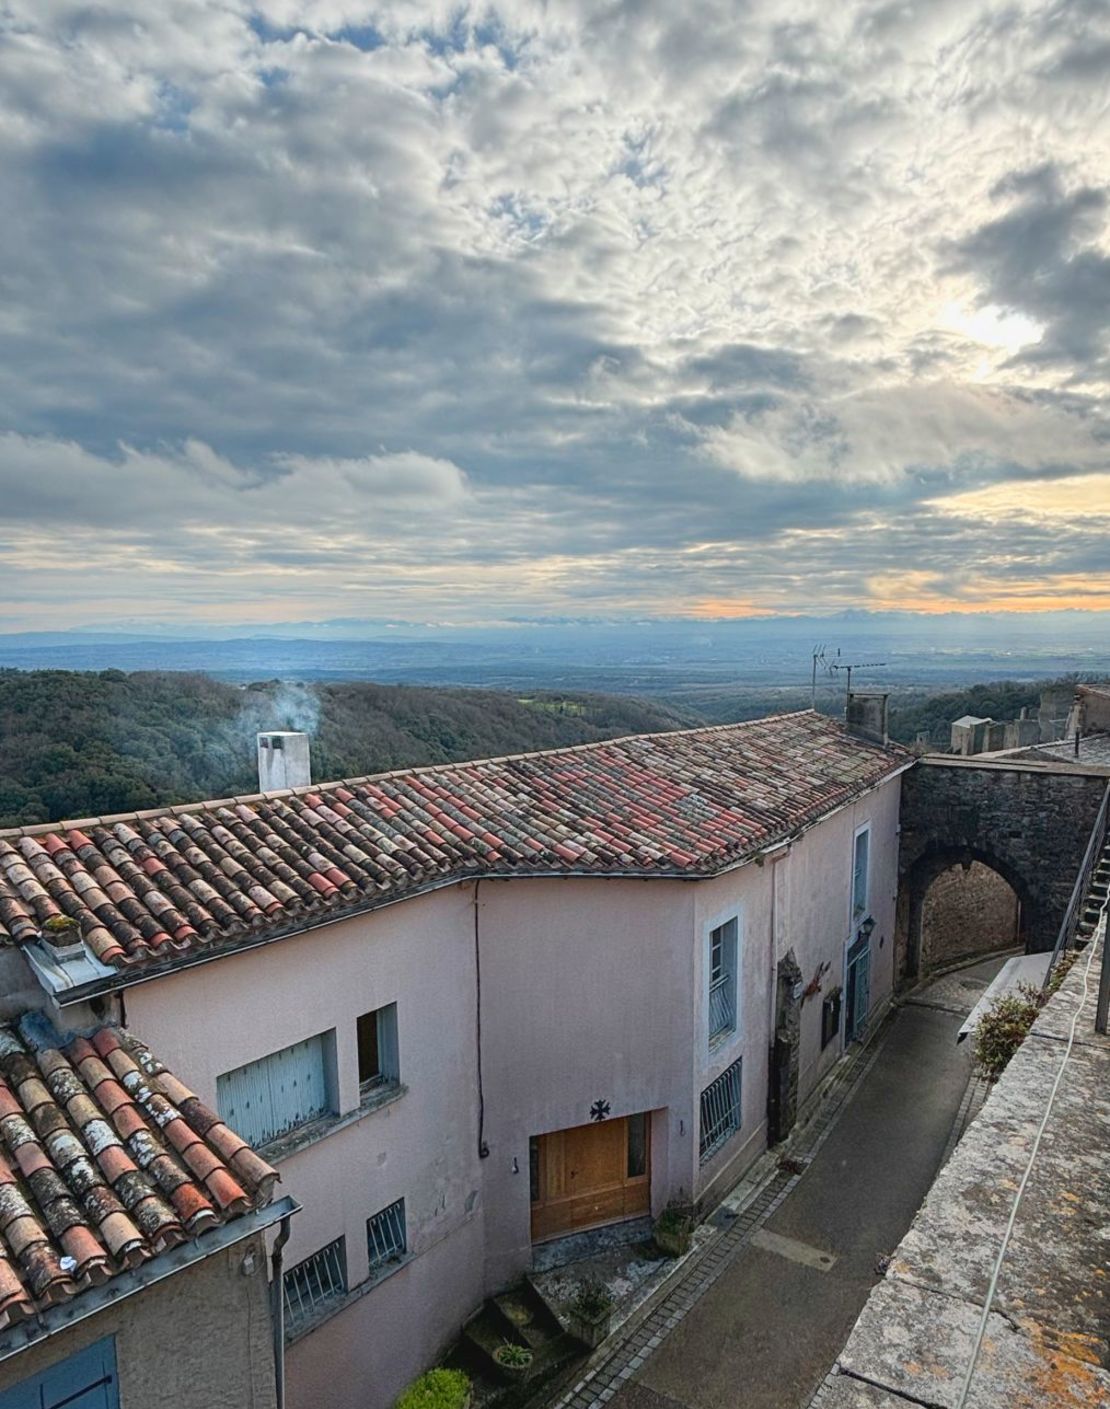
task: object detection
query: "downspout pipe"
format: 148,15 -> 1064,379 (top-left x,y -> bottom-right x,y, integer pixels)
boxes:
271,1212 -> 293,1409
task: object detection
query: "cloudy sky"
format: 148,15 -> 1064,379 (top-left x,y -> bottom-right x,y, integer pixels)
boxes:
1,0 -> 1109,630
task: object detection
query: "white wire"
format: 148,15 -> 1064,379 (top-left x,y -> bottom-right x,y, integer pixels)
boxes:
954,925 -> 1103,1409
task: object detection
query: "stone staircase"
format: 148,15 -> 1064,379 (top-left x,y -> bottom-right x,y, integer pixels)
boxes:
453,1279 -> 578,1406
1076,834 -> 1110,946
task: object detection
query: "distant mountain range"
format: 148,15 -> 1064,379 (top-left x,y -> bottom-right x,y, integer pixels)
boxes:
0,612 -> 1107,694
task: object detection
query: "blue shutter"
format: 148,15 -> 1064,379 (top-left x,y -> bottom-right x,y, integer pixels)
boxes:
217,1033 -> 331,1148
0,1336 -> 119,1409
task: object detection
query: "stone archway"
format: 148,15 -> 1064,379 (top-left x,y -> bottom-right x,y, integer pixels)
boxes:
896,758 -> 1107,983
897,844 -> 1038,982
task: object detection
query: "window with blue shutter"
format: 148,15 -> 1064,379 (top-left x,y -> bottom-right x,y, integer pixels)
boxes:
217,1031 -> 336,1149
0,1336 -> 119,1409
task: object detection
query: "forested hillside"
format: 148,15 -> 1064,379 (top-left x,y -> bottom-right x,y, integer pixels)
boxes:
0,671 -> 699,827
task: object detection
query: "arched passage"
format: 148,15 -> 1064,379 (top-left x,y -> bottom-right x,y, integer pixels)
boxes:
896,846 -> 1039,982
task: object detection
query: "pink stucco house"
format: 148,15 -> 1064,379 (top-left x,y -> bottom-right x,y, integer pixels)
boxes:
0,706 -> 911,1409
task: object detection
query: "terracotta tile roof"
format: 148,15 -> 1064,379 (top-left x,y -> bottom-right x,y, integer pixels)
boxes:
0,711 -> 909,976
0,1012 -> 278,1329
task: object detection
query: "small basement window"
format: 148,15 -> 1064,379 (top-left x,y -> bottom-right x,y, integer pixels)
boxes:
284,1237 -> 347,1337
357,1004 -> 400,1093
367,1197 -> 407,1276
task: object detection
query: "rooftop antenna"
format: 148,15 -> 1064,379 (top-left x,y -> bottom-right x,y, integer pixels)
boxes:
811,645 -> 831,710
828,656 -> 887,699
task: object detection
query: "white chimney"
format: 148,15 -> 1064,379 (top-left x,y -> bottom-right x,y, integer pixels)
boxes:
257,732 -> 312,792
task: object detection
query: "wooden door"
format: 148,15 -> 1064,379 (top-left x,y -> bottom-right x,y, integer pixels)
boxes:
530,1114 -> 651,1242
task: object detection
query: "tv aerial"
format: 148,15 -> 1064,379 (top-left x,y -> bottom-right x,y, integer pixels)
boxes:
812,646 -> 887,707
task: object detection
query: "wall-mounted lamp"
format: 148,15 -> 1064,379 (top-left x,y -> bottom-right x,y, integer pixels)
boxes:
860,916 -> 876,940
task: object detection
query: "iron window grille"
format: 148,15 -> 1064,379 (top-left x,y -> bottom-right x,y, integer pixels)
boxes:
367,1197 -> 408,1275
699,1058 -> 742,1164
708,918 -> 738,1045
283,1237 -> 347,1336
708,975 -> 735,1043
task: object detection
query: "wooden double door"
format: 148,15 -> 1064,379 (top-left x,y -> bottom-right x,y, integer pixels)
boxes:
530,1113 -> 651,1243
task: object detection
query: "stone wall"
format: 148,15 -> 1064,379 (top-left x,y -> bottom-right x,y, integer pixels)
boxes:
898,759 -> 1107,976
920,861 -> 1020,969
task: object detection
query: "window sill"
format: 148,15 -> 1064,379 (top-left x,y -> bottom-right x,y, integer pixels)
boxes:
260,1083 -> 408,1164
285,1253 -> 414,1345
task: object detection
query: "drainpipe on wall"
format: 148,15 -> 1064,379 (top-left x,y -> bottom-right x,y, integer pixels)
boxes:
271,1213 -> 293,1409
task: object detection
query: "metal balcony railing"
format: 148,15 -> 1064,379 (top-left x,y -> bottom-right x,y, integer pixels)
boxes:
709,974 -> 735,1043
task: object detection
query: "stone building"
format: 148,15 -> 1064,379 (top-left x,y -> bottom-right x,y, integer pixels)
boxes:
0,1012 -> 293,1409
0,709 -> 909,1409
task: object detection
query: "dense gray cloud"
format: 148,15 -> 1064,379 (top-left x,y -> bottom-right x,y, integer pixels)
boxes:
0,0 -> 1108,627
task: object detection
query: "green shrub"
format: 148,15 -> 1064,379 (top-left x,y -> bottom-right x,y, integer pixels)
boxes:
395,1369 -> 470,1409
973,949 -> 1084,1083
655,1202 -> 694,1234
571,1278 -> 613,1319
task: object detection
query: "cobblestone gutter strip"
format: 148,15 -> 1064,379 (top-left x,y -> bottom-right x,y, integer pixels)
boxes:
539,1009 -> 900,1409
936,1072 -> 990,1170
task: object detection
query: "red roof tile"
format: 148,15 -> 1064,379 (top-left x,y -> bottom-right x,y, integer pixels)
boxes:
0,711 -> 908,975
0,1013 -> 278,1329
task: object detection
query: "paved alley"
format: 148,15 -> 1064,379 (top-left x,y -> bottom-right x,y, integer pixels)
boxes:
557,959 -> 1009,1409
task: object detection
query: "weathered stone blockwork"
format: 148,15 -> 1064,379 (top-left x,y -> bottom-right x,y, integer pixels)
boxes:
920,860 -> 1020,969
898,759 -> 1107,975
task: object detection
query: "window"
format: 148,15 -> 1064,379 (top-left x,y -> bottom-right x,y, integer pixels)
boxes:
708,917 -> 738,1045
367,1197 -> 407,1275
821,988 -> 842,1050
0,1336 -> 119,1409
627,1112 -> 648,1178
699,1058 -> 742,1164
217,1031 -> 336,1149
852,828 -> 870,919
357,1003 -> 400,1092
283,1237 -> 347,1336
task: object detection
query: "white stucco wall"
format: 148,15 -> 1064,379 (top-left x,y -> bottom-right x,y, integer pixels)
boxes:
123,885 -> 486,1409
113,769 -> 904,1409
476,877 -> 698,1288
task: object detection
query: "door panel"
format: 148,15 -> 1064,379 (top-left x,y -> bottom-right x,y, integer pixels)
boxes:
531,1116 -> 651,1242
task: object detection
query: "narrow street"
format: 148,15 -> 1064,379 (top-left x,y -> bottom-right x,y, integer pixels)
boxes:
597,959 -> 1008,1409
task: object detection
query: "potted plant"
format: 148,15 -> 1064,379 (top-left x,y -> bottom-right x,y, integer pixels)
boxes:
40,915 -> 85,961
396,1369 -> 471,1409
568,1278 -> 614,1349
492,1341 -> 533,1383
653,1202 -> 694,1257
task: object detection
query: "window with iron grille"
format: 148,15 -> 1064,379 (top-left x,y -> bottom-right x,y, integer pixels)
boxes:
283,1237 -> 347,1336
699,1058 -> 742,1164
367,1197 -> 407,1275
708,917 -> 738,1046
357,1003 -> 400,1093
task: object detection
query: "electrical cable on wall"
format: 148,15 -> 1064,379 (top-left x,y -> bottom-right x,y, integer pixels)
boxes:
953,922 -> 1103,1409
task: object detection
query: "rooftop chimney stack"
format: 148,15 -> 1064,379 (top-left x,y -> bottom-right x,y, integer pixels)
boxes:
257,732 -> 312,792
845,691 -> 890,747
